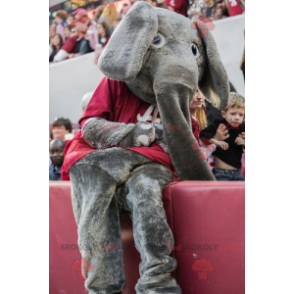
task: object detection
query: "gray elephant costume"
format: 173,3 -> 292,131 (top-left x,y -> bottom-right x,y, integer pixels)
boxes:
63,2 -> 229,293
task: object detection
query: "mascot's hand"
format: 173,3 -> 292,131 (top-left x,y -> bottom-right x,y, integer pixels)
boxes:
154,123 -> 169,153
118,122 -> 156,147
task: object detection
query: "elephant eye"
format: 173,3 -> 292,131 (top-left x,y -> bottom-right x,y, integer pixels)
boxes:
151,34 -> 165,48
191,44 -> 198,57
153,34 -> 161,45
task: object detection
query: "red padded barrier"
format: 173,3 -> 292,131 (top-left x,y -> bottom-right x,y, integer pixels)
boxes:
50,181 -> 244,294
163,181 -> 245,294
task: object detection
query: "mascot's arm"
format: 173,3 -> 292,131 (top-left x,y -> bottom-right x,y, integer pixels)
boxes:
82,117 -> 156,148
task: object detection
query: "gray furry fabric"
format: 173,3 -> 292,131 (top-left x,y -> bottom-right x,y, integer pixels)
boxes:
99,1 -> 229,180
70,148 -> 181,294
69,2 -> 230,292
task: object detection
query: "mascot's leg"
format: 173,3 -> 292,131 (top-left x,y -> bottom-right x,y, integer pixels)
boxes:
123,163 -> 182,294
69,148 -> 151,294
69,163 -> 125,293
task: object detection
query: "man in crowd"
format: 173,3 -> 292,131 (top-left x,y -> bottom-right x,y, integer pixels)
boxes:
49,139 -> 66,181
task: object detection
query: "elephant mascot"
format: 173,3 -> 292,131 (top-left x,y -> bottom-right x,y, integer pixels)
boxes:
62,2 -> 229,293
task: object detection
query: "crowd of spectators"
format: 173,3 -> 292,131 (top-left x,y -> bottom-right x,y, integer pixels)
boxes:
49,0 -> 245,64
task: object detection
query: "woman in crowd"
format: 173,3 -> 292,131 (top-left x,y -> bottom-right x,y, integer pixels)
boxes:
98,3 -> 119,34
49,25 -> 56,40
190,88 -> 208,141
49,34 -> 63,62
94,5 -> 104,23
93,22 -> 111,64
190,89 -> 227,161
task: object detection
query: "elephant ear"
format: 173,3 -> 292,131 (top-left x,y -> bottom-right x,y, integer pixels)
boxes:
195,20 -> 230,110
98,2 -> 158,81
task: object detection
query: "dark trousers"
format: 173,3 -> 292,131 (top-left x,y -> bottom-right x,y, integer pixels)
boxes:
213,167 -> 245,181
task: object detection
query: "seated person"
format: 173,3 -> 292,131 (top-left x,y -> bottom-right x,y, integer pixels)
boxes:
53,29 -> 77,62
164,0 -> 188,16
200,92 -> 245,181
49,34 -> 63,62
68,22 -> 93,59
52,117 -> 73,141
49,139 -> 66,181
224,0 -> 244,16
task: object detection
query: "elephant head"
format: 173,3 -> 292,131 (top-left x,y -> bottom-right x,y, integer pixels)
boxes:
98,1 -> 229,181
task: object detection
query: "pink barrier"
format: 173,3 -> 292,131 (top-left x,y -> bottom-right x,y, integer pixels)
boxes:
50,181 -> 245,294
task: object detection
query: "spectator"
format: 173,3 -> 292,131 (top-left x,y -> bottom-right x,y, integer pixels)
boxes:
64,25 -> 72,40
54,10 -> 68,42
49,34 -> 63,62
99,3 -> 119,34
72,8 -> 88,24
223,0 -> 244,16
190,89 -> 215,160
49,25 -> 56,40
67,14 -> 75,27
52,117 -> 73,141
189,0 -> 224,20
94,5 -> 105,23
164,0 -> 188,16
190,89 -> 207,132
69,22 -> 93,59
53,27 -> 77,62
93,22 -> 111,64
73,8 -> 97,50
49,139 -> 66,181
200,92 -> 245,181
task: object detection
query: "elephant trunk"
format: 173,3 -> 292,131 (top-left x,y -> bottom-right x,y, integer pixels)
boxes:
154,81 -> 215,181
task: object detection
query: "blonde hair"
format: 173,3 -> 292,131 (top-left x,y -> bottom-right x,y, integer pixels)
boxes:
101,3 -> 119,28
225,92 -> 245,111
195,107 -> 207,130
193,89 -> 207,130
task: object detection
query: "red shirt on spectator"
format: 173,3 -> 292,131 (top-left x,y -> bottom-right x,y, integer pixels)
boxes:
61,77 -> 201,181
62,35 -> 77,54
164,0 -> 188,16
226,0 -> 244,16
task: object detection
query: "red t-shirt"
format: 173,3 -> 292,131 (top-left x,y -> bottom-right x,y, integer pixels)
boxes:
61,77 -> 200,181
227,0 -> 244,16
164,0 -> 187,16
62,35 -> 77,54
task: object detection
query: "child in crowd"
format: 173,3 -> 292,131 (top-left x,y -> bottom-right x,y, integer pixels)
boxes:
200,92 -> 245,181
